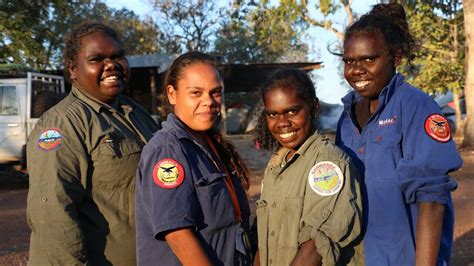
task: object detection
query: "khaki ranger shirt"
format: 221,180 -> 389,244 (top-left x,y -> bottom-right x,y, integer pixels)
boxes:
27,86 -> 159,265
256,132 -> 364,266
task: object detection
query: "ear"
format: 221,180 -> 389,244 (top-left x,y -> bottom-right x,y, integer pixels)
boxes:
393,50 -> 402,67
166,85 -> 177,105
68,62 -> 77,81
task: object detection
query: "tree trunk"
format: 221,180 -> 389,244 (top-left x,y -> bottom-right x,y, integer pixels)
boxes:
462,0 -> 474,148
453,91 -> 464,137
449,18 -> 465,138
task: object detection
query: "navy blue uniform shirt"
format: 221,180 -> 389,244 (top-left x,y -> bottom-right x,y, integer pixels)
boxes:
336,73 -> 462,265
135,113 -> 251,266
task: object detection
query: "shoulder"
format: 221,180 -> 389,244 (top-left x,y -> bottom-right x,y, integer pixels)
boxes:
32,94 -> 91,135
395,82 -> 438,108
142,126 -> 181,154
306,134 -> 350,165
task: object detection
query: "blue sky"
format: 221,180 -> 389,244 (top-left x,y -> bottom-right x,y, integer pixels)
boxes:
105,0 -> 378,104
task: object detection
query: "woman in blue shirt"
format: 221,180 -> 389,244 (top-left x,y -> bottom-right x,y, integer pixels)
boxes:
135,51 -> 252,266
336,3 -> 462,265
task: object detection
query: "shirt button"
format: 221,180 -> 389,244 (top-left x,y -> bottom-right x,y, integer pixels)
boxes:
272,202 -> 276,208
269,259 -> 273,264
359,147 -> 365,153
271,231 -> 275,236
41,196 -> 47,202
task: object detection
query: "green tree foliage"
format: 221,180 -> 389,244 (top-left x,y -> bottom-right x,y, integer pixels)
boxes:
214,0 -> 308,63
399,1 -> 464,95
150,0 -> 223,53
0,0 -> 161,70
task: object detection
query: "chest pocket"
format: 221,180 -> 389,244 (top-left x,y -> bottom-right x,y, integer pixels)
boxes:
195,173 -> 235,232
92,138 -> 143,189
366,124 -> 402,181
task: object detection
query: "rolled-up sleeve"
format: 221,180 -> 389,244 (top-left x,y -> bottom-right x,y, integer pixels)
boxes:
397,96 -> 461,205
298,160 -> 363,265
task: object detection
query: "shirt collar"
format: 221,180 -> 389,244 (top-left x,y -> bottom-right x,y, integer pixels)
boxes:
163,113 -> 202,141
269,131 -> 323,168
71,85 -> 134,113
341,73 -> 405,110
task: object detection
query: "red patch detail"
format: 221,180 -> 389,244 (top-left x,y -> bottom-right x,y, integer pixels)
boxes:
152,158 -> 185,189
424,114 -> 451,143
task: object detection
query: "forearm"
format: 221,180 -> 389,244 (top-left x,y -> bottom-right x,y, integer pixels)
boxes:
415,202 -> 445,266
165,228 -> 212,266
290,240 -> 322,266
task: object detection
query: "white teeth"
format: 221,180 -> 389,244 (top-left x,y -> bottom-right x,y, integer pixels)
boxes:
355,80 -> 370,87
280,132 -> 296,139
103,76 -> 119,82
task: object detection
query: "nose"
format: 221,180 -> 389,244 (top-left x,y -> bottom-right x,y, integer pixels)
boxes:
202,93 -> 219,107
351,61 -> 366,76
104,58 -> 119,71
276,114 -> 291,128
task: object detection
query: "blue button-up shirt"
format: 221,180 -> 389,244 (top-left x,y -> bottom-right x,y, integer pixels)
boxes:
135,113 -> 251,266
336,74 -> 462,265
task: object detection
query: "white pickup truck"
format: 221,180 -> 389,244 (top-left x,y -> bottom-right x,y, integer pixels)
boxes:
0,70 -> 65,168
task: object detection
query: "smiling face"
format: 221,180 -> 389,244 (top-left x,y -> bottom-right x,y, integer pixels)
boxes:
69,31 -> 130,103
264,86 -> 314,157
343,32 -> 398,101
167,63 -> 223,132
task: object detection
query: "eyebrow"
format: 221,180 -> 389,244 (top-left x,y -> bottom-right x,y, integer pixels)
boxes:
342,53 -> 381,61
265,105 -> 302,114
184,86 -> 223,91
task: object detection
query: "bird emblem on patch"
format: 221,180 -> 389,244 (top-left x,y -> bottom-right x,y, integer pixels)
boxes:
424,114 -> 451,143
153,158 -> 185,189
308,161 -> 343,196
36,128 -> 63,151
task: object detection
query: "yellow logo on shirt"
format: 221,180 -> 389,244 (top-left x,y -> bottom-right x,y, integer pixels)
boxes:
308,161 -> 343,196
153,158 -> 185,189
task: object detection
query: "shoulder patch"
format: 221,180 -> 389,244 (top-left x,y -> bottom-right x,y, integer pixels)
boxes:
308,161 -> 344,196
424,113 -> 451,143
153,158 -> 185,189
36,128 -> 63,151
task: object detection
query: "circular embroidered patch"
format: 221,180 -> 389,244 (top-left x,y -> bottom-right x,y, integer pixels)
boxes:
37,128 -> 63,151
153,158 -> 185,189
424,114 -> 451,143
308,161 -> 344,196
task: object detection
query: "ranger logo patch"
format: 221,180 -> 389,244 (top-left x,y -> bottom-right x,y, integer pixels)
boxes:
153,158 -> 185,189
308,161 -> 343,196
37,128 -> 63,151
424,114 -> 451,143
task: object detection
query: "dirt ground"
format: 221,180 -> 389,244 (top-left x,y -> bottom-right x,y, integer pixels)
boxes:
0,136 -> 473,265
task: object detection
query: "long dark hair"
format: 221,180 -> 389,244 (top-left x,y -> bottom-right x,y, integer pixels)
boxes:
255,68 -> 319,151
164,51 -> 250,189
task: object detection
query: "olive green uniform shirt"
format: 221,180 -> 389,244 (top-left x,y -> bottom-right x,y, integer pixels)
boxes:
256,132 -> 364,266
27,86 -> 159,265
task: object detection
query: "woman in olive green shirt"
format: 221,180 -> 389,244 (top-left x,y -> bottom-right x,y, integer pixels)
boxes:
254,68 -> 364,265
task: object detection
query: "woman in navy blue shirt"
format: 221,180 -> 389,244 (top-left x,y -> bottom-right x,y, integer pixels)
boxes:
135,51 -> 252,266
336,3 -> 462,265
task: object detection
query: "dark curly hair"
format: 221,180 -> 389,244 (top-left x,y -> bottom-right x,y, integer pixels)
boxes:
64,20 -> 122,82
345,3 -> 416,69
164,51 -> 250,189
255,68 -> 319,151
